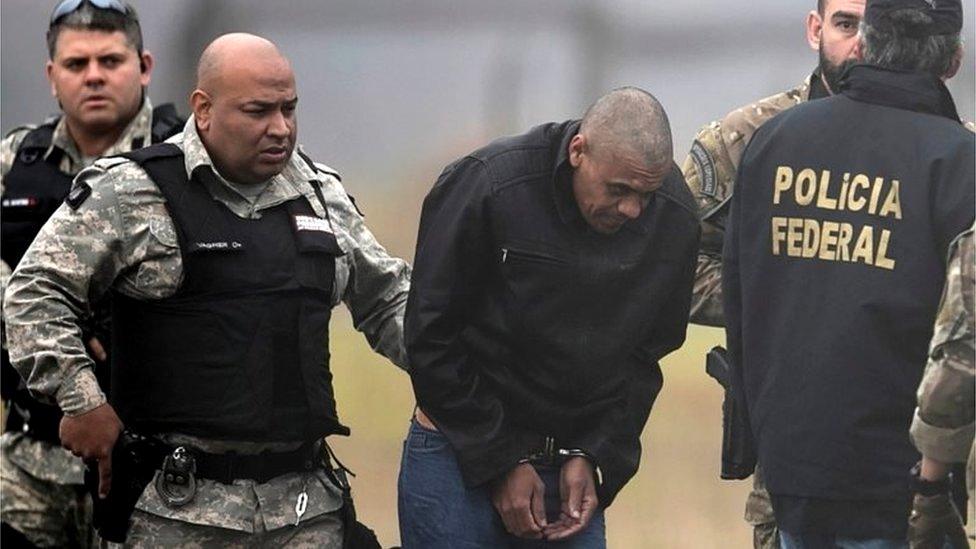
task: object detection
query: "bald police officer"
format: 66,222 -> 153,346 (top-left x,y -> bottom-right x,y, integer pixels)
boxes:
681,2 -> 866,547
723,0 -> 974,546
4,33 -> 408,547
907,225 -> 974,549
0,2 -> 182,547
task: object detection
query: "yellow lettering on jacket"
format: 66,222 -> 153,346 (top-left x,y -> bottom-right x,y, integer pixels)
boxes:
766,166 -> 901,271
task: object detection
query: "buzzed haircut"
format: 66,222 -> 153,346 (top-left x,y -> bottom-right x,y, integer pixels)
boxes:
580,86 -> 673,168
818,0 -> 827,16
46,1 -> 143,59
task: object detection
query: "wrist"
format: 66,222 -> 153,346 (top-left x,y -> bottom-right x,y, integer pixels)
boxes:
918,456 -> 950,482
56,368 -> 106,416
909,461 -> 951,496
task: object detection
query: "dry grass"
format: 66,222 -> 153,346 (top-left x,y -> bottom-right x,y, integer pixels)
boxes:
328,310 -> 753,548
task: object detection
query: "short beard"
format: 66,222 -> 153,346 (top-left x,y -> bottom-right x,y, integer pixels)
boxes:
818,47 -> 858,94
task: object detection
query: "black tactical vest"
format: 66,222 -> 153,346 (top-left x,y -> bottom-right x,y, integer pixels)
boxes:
1,104 -> 183,268
2,105 -> 184,442
110,143 -> 349,442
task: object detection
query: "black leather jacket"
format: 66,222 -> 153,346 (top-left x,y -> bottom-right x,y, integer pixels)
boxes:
406,120 -> 700,506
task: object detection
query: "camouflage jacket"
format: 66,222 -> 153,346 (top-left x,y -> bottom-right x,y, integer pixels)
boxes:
3,117 -> 411,530
5,115 -> 410,417
910,226 -> 975,464
681,72 -> 828,326
0,98 -> 154,299
1,99 -> 155,486
0,98 -> 155,180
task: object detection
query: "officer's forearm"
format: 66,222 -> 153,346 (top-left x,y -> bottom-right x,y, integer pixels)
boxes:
346,255 -> 411,369
689,252 -> 724,327
5,266 -> 103,414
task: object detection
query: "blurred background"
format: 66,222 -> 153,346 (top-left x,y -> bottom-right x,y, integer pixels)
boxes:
3,1 -> 974,546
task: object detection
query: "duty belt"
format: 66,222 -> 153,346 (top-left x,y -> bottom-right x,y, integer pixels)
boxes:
124,433 -> 325,484
191,443 -> 322,484
4,395 -> 63,445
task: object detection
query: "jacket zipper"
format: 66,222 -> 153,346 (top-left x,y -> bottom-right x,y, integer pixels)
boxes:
500,247 -> 570,267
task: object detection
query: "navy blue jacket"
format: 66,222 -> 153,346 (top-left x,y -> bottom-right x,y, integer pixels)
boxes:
723,65 -> 974,536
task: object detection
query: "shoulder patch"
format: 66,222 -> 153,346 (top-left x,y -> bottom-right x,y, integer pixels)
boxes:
689,140 -> 718,198
66,181 -> 92,210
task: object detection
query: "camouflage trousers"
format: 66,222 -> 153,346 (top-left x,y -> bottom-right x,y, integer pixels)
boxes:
111,508 -> 344,548
745,465 -> 779,549
0,438 -> 94,548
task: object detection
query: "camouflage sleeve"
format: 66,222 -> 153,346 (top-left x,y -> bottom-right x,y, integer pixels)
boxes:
320,172 -> 411,370
680,121 -> 738,327
910,228 -> 975,464
3,158 -> 180,415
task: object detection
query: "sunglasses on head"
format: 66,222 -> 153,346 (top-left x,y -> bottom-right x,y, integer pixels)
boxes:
50,0 -> 129,25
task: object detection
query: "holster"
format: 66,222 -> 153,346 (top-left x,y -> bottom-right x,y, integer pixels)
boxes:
84,432 -> 167,544
705,346 -> 757,480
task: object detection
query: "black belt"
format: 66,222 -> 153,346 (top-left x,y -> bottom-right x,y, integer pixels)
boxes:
190,443 -> 322,484
4,395 -> 63,445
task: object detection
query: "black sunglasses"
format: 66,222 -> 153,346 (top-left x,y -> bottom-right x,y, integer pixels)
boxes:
50,0 -> 129,25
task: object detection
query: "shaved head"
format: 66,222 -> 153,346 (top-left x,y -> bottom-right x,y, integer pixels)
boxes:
569,87 -> 674,234
579,87 -> 673,170
196,33 -> 289,95
190,33 -> 298,184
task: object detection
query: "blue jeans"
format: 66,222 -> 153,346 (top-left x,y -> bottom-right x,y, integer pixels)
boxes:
779,530 -> 909,549
398,419 -> 607,549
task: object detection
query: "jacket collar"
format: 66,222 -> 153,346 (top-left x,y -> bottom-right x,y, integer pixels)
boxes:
808,67 -> 831,101
838,63 -> 961,122
552,119 -> 584,227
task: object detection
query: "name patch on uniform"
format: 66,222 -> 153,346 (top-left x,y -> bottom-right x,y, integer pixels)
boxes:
66,182 -> 91,210
1,197 -> 37,208
293,214 -> 333,234
191,241 -> 243,252
690,140 -> 718,198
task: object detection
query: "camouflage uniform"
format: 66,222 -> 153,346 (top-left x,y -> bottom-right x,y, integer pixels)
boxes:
910,226 -> 975,539
0,99 -> 155,549
681,74 -> 821,549
4,116 -> 410,546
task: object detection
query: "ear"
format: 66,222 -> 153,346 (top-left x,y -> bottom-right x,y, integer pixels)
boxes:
190,89 -> 212,132
46,60 -> 57,98
568,134 -> 586,169
806,10 -> 824,52
943,44 -> 963,80
138,50 -> 155,87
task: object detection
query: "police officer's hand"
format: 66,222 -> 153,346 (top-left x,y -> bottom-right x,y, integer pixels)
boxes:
542,456 -> 598,541
86,336 -> 107,363
60,403 -> 122,498
907,493 -> 969,549
491,463 -> 547,538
